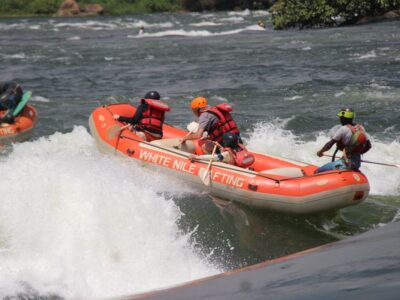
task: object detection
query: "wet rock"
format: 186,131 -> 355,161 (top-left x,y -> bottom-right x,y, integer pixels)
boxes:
57,0 -> 81,17
356,10 -> 400,24
383,10 -> 400,19
57,0 -> 104,17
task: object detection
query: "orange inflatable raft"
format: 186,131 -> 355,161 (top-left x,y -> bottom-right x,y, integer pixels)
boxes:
89,104 -> 370,214
0,105 -> 37,145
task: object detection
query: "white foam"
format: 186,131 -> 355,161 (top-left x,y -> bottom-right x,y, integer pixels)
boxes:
219,16 -> 245,23
352,50 -> 377,60
284,95 -> 303,101
0,127 -> 219,298
0,53 -> 27,59
253,10 -> 270,17
228,9 -> 250,16
53,20 -> 173,31
190,21 -> 222,27
334,92 -> 346,97
245,24 -> 266,31
370,83 -> 391,90
67,36 -> 81,41
30,96 -> 50,103
131,28 -> 246,38
246,120 -> 400,196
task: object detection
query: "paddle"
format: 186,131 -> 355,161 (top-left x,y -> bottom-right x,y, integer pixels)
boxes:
323,154 -> 400,168
12,91 -> 32,117
107,124 -> 131,140
201,144 -> 218,186
173,121 -> 199,149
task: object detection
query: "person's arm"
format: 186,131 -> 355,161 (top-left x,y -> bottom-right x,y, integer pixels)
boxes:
0,111 -> 15,124
181,112 -> 213,143
181,127 -> 205,143
0,82 -> 19,102
113,103 -> 146,125
189,151 -> 229,163
317,139 -> 336,157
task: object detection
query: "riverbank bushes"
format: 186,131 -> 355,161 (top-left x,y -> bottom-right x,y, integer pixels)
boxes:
271,0 -> 400,29
0,0 -> 273,17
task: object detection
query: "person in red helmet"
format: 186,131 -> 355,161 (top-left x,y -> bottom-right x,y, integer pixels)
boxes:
113,91 -> 170,141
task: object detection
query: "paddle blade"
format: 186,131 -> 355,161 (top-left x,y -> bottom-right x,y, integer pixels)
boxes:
107,124 -> 124,140
13,91 -> 32,117
201,170 -> 211,186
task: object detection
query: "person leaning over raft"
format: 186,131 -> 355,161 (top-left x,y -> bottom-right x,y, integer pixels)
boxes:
180,96 -> 242,154
189,132 -> 255,168
113,91 -> 170,142
0,80 -> 23,124
315,108 -> 372,173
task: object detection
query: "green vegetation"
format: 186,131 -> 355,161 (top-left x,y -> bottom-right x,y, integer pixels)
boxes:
271,0 -> 400,29
0,0 -> 62,16
0,0 -> 272,17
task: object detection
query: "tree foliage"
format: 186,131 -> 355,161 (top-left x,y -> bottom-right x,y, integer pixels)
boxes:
271,0 -> 400,29
181,0 -> 273,11
0,0 -> 275,16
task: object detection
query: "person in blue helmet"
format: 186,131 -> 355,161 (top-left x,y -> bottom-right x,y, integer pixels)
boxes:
0,80 -> 23,124
315,108 -> 372,173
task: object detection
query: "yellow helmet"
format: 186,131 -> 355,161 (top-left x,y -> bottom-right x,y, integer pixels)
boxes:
191,97 -> 208,110
337,108 -> 355,119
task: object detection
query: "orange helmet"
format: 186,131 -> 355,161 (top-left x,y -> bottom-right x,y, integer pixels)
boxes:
191,97 -> 208,110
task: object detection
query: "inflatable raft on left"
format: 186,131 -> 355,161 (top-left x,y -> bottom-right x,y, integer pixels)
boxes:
0,92 -> 37,145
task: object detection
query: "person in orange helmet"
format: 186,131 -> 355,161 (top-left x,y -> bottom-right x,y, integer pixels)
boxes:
180,96 -> 242,154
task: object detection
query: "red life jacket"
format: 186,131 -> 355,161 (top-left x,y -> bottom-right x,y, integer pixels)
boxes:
138,98 -> 170,135
345,124 -> 368,154
206,103 -> 240,143
224,144 -> 255,168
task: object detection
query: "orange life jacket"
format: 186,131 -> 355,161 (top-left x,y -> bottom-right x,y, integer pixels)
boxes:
206,103 -> 240,143
224,144 -> 255,168
138,98 -> 170,135
345,124 -> 368,154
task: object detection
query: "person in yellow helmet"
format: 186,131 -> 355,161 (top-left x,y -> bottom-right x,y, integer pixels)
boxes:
180,96 -> 241,154
315,108 -> 371,173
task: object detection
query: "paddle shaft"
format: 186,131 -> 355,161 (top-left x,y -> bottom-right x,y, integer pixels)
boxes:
323,154 -> 400,168
202,144 -> 218,185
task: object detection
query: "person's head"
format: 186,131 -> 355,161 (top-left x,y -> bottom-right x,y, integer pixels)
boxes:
222,132 -> 239,149
191,96 -> 208,117
337,107 -> 355,125
144,91 -> 160,100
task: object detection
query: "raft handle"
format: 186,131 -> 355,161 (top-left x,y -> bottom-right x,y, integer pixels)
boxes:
353,191 -> 364,201
248,184 -> 258,191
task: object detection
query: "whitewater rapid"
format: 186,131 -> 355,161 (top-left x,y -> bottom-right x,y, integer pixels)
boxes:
0,127 -> 219,298
0,118 -> 399,298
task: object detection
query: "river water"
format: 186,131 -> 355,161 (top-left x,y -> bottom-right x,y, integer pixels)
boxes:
0,10 -> 399,299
